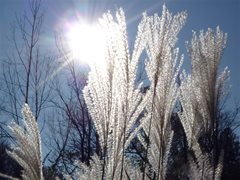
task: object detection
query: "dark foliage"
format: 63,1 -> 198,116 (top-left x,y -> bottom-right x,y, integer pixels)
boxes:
166,113 -> 240,180
220,128 -> 240,180
0,140 -> 22,179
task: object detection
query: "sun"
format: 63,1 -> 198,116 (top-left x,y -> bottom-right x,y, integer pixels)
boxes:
66,21 -> 106,65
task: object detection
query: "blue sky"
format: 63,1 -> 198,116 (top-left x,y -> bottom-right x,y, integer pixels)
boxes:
0,0 -> 239,106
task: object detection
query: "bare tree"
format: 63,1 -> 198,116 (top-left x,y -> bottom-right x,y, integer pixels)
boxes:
1,3 -> 239,180
0,0 -> 54,124
43,55 -> 99,176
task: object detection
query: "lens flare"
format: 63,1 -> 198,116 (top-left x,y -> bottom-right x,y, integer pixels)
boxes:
67,22 -> 106,65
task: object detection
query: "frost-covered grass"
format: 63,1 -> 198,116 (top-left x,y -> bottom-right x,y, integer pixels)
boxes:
4,5 -> 228,180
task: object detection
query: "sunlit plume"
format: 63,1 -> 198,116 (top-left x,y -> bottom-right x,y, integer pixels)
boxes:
66,21 -> 106,66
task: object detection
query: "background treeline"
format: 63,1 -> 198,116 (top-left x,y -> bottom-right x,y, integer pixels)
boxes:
0,0 -> 239,180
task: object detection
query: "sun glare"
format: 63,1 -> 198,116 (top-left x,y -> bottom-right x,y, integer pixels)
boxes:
67,22 -> 106,65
